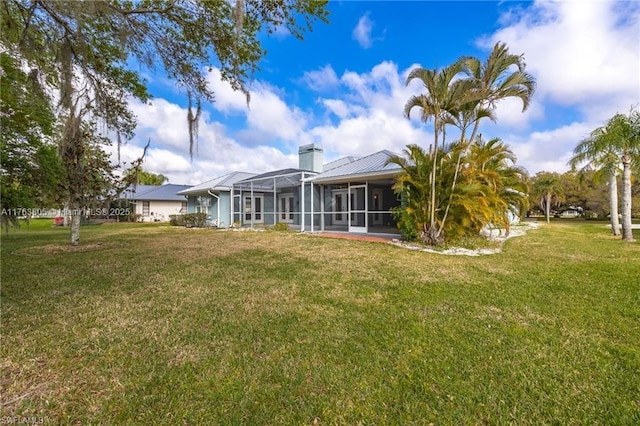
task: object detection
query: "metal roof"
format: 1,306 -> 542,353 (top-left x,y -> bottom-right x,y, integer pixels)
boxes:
127,184 -> 192,201
177,172 -> 256,195
323,156 -> 358,171
236,168 -> 309,182
310,150 -> 401,183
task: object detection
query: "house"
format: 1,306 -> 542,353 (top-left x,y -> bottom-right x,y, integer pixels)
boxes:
185,144 -> 404,235
122,184 -> 192,222
176,171 -> 256,228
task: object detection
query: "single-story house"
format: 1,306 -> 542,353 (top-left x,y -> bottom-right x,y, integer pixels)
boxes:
184,144 -> 404,235
122,183 -> 192,222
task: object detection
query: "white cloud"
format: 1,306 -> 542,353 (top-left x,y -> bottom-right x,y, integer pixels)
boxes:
463,0 -> 640,173
204,67 -> 248,113
205,68 -> 309,143
301,65 -> 340,92
245,81 -> 309,142
352,13 -> 374,49
481,0 -> 640,122
509,121 -> 595,174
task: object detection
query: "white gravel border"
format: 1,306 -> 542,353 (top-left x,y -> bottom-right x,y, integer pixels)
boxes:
389,222 -> 540,256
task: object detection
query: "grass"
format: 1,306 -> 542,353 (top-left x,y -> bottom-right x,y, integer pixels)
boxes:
1,220 -> 639,424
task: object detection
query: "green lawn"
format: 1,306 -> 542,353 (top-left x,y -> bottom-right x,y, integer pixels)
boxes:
1,221 -> 639,424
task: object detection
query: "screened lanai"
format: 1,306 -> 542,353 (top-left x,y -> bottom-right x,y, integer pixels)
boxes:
304,150 -> 403,235
231,168 -> 321,230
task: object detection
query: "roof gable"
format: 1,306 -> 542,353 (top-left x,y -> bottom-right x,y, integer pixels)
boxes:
310,150 -> 401,182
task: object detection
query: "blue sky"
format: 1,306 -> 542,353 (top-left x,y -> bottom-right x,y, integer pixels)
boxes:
113,0 -> 640,185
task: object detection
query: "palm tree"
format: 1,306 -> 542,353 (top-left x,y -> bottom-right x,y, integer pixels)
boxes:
388,145 -> 436,242
608,110 -> 640,241
401,43 -> 535,244
389,138 -> 528,242
403,62 -> 468,244
571,109 -> 640,241
532,172 -> 565,223
569,127 -> 622,236
460,42 -> 537,143
440,43 -> 536,236
452,137 -> 528,235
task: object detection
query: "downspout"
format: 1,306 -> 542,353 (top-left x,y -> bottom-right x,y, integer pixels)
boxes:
207,189 -> 220,227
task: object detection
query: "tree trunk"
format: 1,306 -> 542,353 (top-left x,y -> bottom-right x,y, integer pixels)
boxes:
620,157 -> 634,241
608,171 -> 620,236
70,213 -> 80,246
545,193 -> 551,223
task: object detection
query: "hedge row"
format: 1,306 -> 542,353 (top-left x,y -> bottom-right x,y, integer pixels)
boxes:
169,213 -> 208,228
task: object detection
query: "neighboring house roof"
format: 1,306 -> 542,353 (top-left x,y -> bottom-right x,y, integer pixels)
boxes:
120,184 -> 161,199
310,150 -> 401,183
323,156 -> 358,172
127,184 -> 192,201
177,172 -> 256,196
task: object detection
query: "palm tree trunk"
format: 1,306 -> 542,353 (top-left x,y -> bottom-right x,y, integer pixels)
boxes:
608,171 -> 620,236
429,117 -> 440,232
545,193 -> 551,223
620,156 -> 634,241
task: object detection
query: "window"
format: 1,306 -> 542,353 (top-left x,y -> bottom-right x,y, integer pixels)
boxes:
181,201 -> 187,213
142,201 -> 150,216
196,196 -> 210,214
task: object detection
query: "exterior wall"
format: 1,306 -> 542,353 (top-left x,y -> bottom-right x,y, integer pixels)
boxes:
185,192 -> 235,228
138,200 -> 186,222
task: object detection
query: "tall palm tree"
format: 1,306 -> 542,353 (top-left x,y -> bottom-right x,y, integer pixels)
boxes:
460,42 -> 537,143
571,109 -> 640,241
441,43 -> 536,235
608,110 -> 640,241
569,127 -> 622,236
532,172 -> 565,223
403,62 -> 468,244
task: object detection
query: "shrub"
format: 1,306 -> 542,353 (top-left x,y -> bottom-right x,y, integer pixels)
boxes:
169,214 -> 184,226
169,213 -> 207,227
271,222 -> 290,232
185,213 -> 208,228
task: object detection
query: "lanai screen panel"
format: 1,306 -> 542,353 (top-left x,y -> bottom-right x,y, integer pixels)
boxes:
232,171 -> 314,228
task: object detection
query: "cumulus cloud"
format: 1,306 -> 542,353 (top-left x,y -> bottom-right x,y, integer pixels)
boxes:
474,0 -> 640,173
205,68 -> 309,143
301,65 -> 341,92
352,13 -> 375,48
509,122 -> 595,174
481,0 -> 640,121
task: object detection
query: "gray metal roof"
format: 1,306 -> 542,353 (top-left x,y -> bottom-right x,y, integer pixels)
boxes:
177,172 -> 256,195
323,156 -> 358,171
236,168 -> 308,182
310,150 -> 401,183
128,184 -> 192,201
